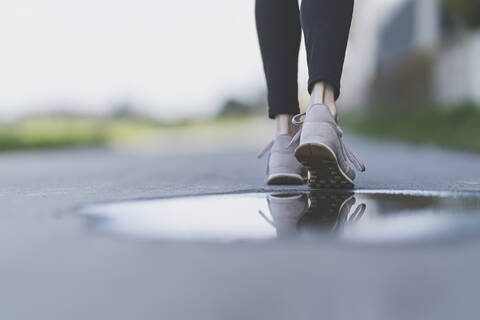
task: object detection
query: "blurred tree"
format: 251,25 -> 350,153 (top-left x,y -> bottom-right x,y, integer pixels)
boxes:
110,100 -> 136,118
217,92 -> 266,118
217,99 -> 253,117
443,0 -> 480,29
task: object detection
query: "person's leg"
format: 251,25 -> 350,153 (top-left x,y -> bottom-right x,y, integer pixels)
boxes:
255,0 -> 306,185
292,0 -> 365,189
300,0 -> 354,119
255,0 -> 301,134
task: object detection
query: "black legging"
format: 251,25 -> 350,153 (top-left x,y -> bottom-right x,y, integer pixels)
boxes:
255,0 -> 354,118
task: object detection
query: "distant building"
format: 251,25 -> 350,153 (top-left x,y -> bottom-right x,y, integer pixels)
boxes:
433,29 -> 480,105
338,0 -> 405,108
375,0 -> 480,105
378,0 -> 440,70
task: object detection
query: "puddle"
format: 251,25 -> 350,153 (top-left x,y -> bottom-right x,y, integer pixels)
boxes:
79,190 -> 480,244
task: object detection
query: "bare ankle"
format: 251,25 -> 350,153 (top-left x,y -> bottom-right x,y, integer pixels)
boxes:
275,114 -> 298,136
310,81 -> 338,119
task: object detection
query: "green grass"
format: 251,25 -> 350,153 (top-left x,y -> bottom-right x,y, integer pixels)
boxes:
4,104 -> 480,153
0,114 -> 261,152
342,103 -> 480,152
0,116 -> 158,152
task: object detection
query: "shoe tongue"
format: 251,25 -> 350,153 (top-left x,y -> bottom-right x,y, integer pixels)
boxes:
307,104 -> 337,123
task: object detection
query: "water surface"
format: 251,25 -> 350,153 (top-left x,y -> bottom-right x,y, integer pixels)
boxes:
80,190 -> 480,244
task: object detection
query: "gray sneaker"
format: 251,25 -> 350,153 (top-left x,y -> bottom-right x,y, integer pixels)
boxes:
257,134 -> 307,185
290,104 -> 365,189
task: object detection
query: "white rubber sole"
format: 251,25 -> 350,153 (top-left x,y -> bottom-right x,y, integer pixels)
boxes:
294,142 -> 354,189
266,173 -> 305,186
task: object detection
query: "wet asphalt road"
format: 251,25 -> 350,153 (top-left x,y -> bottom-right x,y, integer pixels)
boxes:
1,137 -> 480,319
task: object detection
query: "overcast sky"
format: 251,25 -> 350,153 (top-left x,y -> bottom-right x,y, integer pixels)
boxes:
0,0 -> 401,120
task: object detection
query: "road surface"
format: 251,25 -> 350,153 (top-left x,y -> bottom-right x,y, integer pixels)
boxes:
1,137 -> 480,319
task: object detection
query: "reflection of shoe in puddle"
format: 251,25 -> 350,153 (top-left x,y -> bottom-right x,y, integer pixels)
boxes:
298,192 -> 366,235
259,194 -> 309,239
260,192 -> 366,239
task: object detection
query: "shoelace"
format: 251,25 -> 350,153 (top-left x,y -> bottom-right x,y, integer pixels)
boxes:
288,109 -> 366,172
257,140 -> 275,177
258,210 -> 275,227
257,140 -> 274,159
332,202 -> 366,232
346,203 -> 366,222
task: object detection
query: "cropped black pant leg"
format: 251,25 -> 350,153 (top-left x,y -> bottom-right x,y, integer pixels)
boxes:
255,0 -> 354,119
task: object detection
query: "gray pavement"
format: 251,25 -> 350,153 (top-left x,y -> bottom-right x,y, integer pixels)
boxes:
1,137 -> 480,319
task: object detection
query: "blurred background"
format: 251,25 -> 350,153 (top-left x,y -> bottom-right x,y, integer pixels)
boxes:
0,0 -> 479,153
